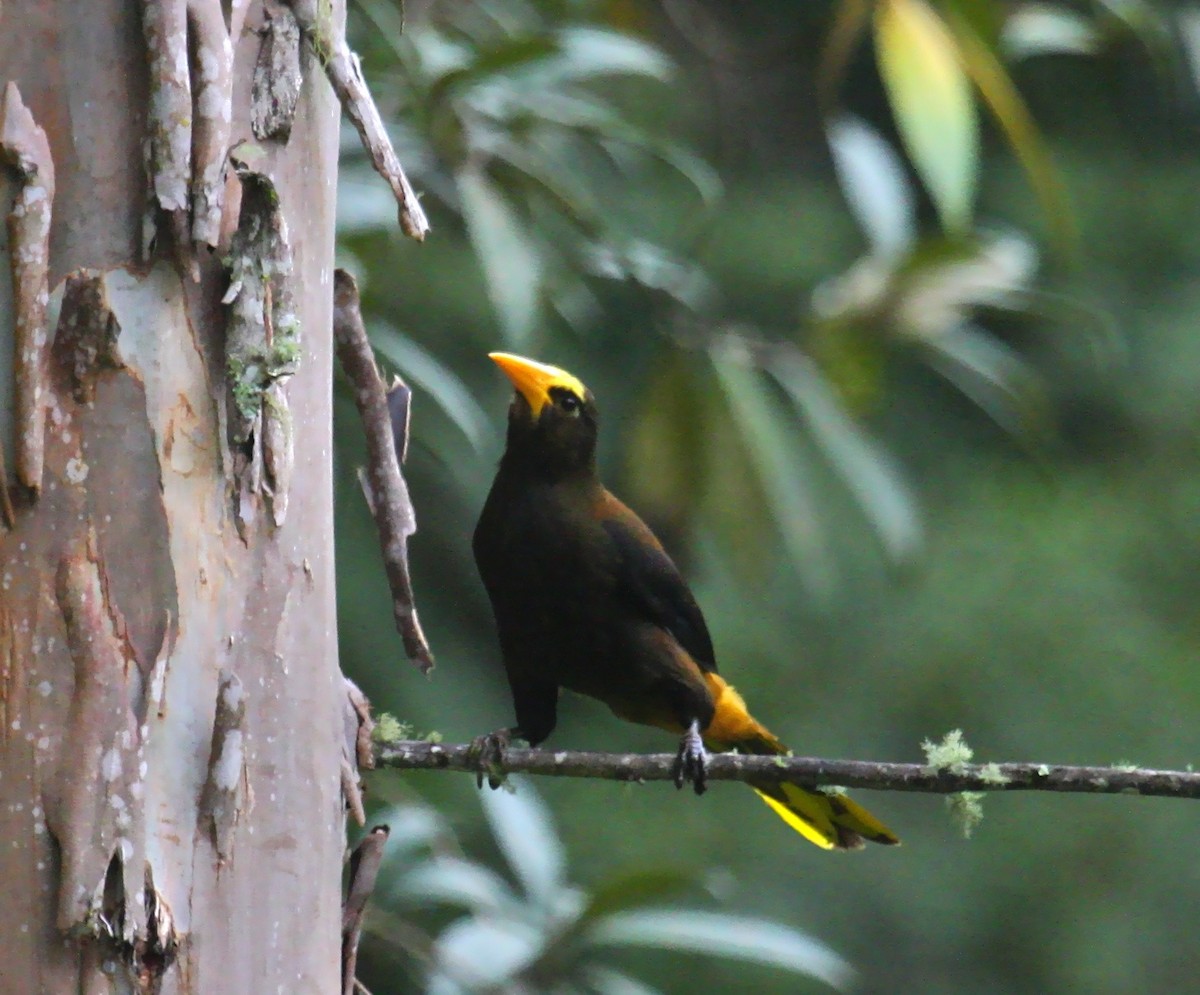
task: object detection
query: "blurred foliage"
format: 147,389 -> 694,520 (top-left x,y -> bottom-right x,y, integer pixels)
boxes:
359,777 -> 852,992
334,0 -> 1200,992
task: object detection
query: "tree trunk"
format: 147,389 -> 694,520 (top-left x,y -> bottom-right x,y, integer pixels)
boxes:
0,1 -> 345,991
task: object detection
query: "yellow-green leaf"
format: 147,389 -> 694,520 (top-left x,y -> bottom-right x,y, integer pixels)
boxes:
947,12 -> 1078,254
875,0 -> 978,233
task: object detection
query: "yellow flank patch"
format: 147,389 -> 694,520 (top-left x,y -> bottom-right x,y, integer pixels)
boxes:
702,673 -> 782,750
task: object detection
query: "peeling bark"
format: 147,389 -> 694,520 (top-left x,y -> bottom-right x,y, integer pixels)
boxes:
0,1 -> 345,989
222,157 -> 299,531
341,677 -> 374,826
199,669 -> 247,862
251,0 -> 303,141
49,530 -> 148,943
141,0 -> 193,263
52,270 -> 123,403
1,82 -> 55,494
186,0 -> 235,250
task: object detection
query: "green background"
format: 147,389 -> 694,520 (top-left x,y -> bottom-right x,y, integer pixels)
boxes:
334,2 -> 1200,991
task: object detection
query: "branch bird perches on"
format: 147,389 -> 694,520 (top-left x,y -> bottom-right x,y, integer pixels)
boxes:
374,740 -> 1200,801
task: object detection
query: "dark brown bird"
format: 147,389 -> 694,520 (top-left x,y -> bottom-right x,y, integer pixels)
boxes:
472,352 -> 898,849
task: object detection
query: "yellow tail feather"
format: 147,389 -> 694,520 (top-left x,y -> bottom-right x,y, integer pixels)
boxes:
753,781 -> 900,850
701,673 -> 900,850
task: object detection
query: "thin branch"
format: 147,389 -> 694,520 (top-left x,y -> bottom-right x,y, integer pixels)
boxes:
342,825 -> 390,995
284,0 -> 430,240
374,741 -> 1200,800
333,270 -> 434,673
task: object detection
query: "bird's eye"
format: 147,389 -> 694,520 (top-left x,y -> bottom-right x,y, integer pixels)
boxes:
558,393 -> 581,416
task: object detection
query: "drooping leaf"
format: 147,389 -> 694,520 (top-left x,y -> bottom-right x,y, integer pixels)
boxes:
457,165 -> 543,345
946,11 -> 1077,252
543,26 -> 673,83
427,916 -> 544,993
391,856 -> 515,913
581,964 -> 667,995
919,321 -> 1054,449
577,867 -> 695,926
827,114 -> 916,255
479,774 -> 568,906
875,0 -> 978,233
711,350 -> 835,596
769,347 -> 923,564
590,910 -> 855,991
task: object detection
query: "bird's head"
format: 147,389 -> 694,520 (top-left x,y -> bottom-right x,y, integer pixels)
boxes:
489,352 -> 599,477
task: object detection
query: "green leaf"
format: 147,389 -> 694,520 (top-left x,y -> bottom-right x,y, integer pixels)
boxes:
590,910 -> 855,991
1002,5 -> 1100,58
479,774 -> 567,905
875,0 -> 978,233
546,26 -> 673,83
392,856 -> 515,913
827,114 -> 915,255
428,917 -> 544,992
919,322 -> 1054,449
581,965 -> 666,995
769,348 -> 923,565
946,12 -> 1077,252
577,868 -> 694,926
457,165 -> 543,345
711,351 -> 835,596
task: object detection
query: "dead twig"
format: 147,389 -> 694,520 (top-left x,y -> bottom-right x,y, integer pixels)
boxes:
284,0 -> 430,240
332,270 -> 433,673
342,825 -> 390,995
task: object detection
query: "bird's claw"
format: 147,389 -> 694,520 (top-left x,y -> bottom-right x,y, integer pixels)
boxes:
468,728 -> 514,790
672,720 -> 708,795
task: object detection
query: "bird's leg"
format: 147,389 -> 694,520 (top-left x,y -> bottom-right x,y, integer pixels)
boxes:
467,727 -> 520,789
672,719 -> 709,795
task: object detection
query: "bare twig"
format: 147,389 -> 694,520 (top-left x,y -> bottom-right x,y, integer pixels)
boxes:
1,81 -> 55,494
374,740 -> 1200,801
342,825 -> 390,995
333,270 -> 433,673
284,0 -> 430,240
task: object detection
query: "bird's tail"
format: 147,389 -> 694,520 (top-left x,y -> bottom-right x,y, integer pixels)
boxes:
702,674 -> 900,850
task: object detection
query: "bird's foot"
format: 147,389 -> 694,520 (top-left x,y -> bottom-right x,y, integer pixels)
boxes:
672,719 -> 708,796
468,727 -> 517,790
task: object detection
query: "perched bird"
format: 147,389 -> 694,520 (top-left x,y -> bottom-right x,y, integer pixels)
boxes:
473,352 -> 899,850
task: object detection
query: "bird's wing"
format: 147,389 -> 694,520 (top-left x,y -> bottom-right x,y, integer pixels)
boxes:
598,497 -> 718,673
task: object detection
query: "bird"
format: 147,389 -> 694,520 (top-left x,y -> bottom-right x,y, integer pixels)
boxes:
472,352 -> 899,850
